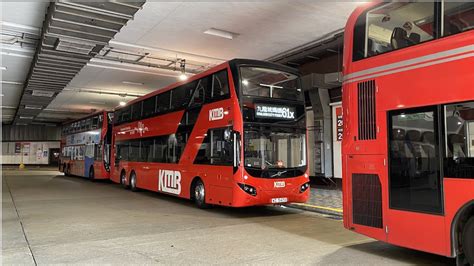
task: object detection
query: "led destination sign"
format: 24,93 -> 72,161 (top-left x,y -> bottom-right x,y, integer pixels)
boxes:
255,104 -> 296,120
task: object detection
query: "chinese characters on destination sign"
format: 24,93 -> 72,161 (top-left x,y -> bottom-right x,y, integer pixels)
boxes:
255,104 -> 295,119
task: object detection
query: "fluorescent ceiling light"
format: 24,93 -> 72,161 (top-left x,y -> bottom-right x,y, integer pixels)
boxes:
179,74 -> 188,81
32,90 -> 55,97
89,101 -> 106,105
20,116 -> 34,120
122,81 -> 144,86
25,105 -> 43,110
0,66 -> 6,70
204,28 -> 239,40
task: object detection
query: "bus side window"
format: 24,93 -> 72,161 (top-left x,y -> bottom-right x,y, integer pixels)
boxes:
171,82 -> 195,111
121,106 -> 131,123
153,137 -> 167,163
92,116 -> 99,129
355,2 -> 435,60
443,2 -> 474,37
444,102 -> 474,178
142,96 -> 156,118
189,77 -> 211,108
129,140 -> 140,162
194,127 -> 233,166
212,70 -> 230,100
156,91 -> 171,114
131,102 -> 142,121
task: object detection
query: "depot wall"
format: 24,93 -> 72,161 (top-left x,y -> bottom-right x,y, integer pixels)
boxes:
1,141 -> 60,165
1,125 -> 61,165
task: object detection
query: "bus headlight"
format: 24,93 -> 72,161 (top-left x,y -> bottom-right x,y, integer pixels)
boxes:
238,183 -> 257,196
300,182 -> 310,193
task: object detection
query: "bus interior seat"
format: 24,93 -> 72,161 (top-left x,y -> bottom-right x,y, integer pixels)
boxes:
391,128 -> 406,157
421,131 -> 437,175
408,32 -> 421,45
405,130 -> 429,176
448,134 -> 466,159
391,128 -> 406,185
391,27 -> 408,50
367,39 -> 375,56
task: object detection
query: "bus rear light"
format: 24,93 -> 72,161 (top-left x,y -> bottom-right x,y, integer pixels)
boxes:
238,183 -> 257,196
300,182 -> 310,193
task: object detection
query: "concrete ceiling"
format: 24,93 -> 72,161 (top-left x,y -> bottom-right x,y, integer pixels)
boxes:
1,1 -> 360,125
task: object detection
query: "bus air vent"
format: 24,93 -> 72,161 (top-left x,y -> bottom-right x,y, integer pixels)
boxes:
352,173 -> 383,228
357,80 -> 377,140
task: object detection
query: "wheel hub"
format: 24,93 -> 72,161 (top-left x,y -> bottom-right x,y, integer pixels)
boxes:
195,184 -> 204,201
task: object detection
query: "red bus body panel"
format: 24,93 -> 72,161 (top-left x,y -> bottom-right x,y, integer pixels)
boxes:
342,3 -> 474,258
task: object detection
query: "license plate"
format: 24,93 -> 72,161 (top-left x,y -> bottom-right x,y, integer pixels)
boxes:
271,197 -> 288,204
274,181 -> 285,188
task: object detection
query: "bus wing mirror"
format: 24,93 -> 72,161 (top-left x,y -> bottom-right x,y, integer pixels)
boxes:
224,128 -> 232,141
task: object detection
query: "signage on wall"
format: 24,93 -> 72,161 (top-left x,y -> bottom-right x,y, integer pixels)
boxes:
255,104 -> 295,120
15,142 -> 21,154
336,107 -> 343,141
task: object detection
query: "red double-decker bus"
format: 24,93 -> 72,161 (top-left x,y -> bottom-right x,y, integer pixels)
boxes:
60,111 -> 113,180
111,59 -> 310,208
342,1 -> 474,264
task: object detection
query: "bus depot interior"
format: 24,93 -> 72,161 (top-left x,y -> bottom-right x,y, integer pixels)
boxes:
1,1 -> 473,265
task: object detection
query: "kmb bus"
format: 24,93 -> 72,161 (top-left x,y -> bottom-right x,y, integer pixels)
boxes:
60,111 -> 113,180
111,59 -> 310,208
342,1 -> 474,264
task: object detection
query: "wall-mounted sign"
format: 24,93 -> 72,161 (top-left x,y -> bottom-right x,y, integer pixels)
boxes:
336,107 -> 343,141
15,142 -> 21,154
255,104 -> 295,120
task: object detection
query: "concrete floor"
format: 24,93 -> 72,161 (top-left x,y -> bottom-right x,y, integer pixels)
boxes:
2,170 -> 454,265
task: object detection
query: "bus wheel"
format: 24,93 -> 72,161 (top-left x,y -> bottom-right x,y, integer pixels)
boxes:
120,171 -> 129,189
130,172 -> 138,192
193,179 -> 209,209
89,167 -> 95,181
463,217 -> 474,265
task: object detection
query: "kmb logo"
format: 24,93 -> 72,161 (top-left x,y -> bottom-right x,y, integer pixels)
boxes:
158,169 -> 181,195
209,107 -> 224,121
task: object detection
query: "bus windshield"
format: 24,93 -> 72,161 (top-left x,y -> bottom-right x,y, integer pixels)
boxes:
244,126 -> 306,173
240,67 -> 303,101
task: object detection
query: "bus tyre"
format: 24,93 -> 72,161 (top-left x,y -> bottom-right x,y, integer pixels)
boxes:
462,217 -> 474,265
89,167 -> 95,181
120,171 -> 129,189
193,179 -> 210,209
130,172 -> 138,192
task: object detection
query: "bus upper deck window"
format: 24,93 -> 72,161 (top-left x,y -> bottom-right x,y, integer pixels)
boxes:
356,2 -> 435,60
443,2 -> 474,37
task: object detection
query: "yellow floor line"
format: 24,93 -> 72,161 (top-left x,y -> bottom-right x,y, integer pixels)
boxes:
292,203 -> 343,213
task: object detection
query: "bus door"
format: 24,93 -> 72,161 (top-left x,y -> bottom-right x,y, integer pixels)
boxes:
386,107 -> 446,255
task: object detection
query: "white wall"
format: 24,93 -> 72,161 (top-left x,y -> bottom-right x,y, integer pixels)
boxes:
1,141 -> 60,165
332,104 -> 343,178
